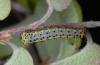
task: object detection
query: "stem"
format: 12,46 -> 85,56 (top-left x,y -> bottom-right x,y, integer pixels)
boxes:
0,21 -> 100,38
35,0 -> 54,26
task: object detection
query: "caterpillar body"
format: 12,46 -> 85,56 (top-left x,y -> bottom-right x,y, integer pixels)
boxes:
21,24 -> 86,44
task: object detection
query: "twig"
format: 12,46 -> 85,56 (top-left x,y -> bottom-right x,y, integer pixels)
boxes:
74,21 -> 100,28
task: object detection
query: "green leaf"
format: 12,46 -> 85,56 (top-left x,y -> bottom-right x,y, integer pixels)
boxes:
0,0 -> 11,20
50,43 -> 100,65
4,48 -> 33,65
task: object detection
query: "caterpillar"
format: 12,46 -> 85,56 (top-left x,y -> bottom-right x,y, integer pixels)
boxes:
21,24 -> 86,44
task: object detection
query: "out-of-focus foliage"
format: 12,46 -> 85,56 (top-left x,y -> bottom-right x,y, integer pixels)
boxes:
17,0 -> 38,12
5,48 -> 33,65
0,45 -> 12,59
50,43 -> 100,65
0,0 -> 11,20
0,0 -> 11,59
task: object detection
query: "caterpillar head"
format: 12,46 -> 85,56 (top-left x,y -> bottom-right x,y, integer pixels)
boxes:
21,32 -> 35,44
21,32 -> 29,44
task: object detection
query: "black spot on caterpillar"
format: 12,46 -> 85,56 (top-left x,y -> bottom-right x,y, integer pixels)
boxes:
21,24 -> 86,44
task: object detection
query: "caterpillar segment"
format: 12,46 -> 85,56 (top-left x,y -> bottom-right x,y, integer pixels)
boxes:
21,27 -> 86,44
